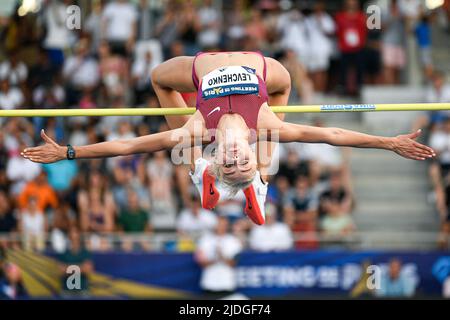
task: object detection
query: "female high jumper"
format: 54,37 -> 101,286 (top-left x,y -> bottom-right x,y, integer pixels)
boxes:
22,52 -> 436,225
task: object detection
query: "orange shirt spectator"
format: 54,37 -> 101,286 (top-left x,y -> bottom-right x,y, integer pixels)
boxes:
18,173 -> 58,212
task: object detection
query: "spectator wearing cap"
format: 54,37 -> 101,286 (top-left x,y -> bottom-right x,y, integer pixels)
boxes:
248,203 -> 293,252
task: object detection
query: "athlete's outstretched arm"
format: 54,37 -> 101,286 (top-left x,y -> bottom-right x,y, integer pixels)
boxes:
276,122 -> 435,161
21,128 -> 192,164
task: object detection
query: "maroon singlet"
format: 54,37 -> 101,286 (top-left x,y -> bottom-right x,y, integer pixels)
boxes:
192,52 -> 269,141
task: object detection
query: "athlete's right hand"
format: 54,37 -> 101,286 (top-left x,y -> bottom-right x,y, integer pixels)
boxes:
21,129 -> 66,164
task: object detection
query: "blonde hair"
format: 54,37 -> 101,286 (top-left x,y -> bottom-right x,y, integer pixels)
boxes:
208,162 -> 255,196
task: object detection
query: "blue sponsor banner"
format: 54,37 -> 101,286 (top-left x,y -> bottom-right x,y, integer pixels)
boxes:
88,251 -> 450,297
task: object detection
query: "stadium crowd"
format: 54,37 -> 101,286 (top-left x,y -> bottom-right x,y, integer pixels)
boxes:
0,0 -> 449,256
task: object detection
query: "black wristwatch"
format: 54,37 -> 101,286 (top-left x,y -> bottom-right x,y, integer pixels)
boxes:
66,144 -> 76,160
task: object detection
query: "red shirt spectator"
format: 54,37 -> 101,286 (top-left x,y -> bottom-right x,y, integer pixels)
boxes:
335,3 -> 367,53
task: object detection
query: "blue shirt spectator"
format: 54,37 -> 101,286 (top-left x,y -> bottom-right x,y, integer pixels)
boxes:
376,258 -> 416,297
43,160 -> 78,192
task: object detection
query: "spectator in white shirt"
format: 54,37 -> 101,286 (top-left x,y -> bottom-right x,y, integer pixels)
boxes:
429,117 -> 450,177
62,39 -> 100,105
0,51 -> 28,87
277,8 -> 309,65
19,197 -> 47,252
249,203 -> 293,252
102,0 -> 138,56
197,0 -> 222,50
413,71 -> 450,132
7,140 -> 42,196
42,0 -> 73,67
132,49 -> 157,105
0,79 -> 24,111
195,216 -> 243,298
177,193 -> 218,237
304,1 -> 336,92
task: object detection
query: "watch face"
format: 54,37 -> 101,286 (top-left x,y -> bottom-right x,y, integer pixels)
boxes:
68,148 -> 75,159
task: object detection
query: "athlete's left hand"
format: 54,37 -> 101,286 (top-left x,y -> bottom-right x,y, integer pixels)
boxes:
392,129 -> 436,160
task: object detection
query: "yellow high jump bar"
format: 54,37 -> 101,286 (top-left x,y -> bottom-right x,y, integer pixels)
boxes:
0,103 -> 449,117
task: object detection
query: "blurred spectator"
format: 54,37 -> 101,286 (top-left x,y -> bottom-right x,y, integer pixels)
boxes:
413,71 -> 450,132
101,0 -> 138,56
117,190 -> 152,251
382,0 -> 406,85
429,117 -> 450,178
178,0 -> 201,56
0,79 -> 24,111
0,263 -> 27,299
284,176 -> 319,249
19,197 -> 47,252
0,50 -> 28,87
363,1 -> 383,85
319,170 -> 355,238
245,8 -> 268,50
50,201 -> 76,253
132,48 -> 157,105
62,38 -> 100,106
154,1 -> 180,59
249,203 -> 293,252
335,0 -> 367,96
277,7 -> 308,64
78,171 -> 116,251
305,1 -> 336,92
224,0 -> 247,50
136,0 -> 155,42
32,79 -> 65,109
376,258 -> 416,297
42,0 -> 73,68
28,49 -> 57,90
6,140 -> 42,196
98,41 -> 129,100
59,227 -> 94,298
18,171 -> 58,213
0,191 -> 17,234
197,0 -> 222,50
415,13 -> 434,79
85,0 -> 104,54
195,217 -> 243,298
176,193 -> 218,237
147,149 -> 176,229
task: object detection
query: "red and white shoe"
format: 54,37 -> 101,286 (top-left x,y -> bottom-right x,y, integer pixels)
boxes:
189,158 -> 220,210
243,170 -> 268,225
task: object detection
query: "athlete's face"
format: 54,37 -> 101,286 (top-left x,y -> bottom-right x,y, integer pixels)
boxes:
220,140 -> 257,183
